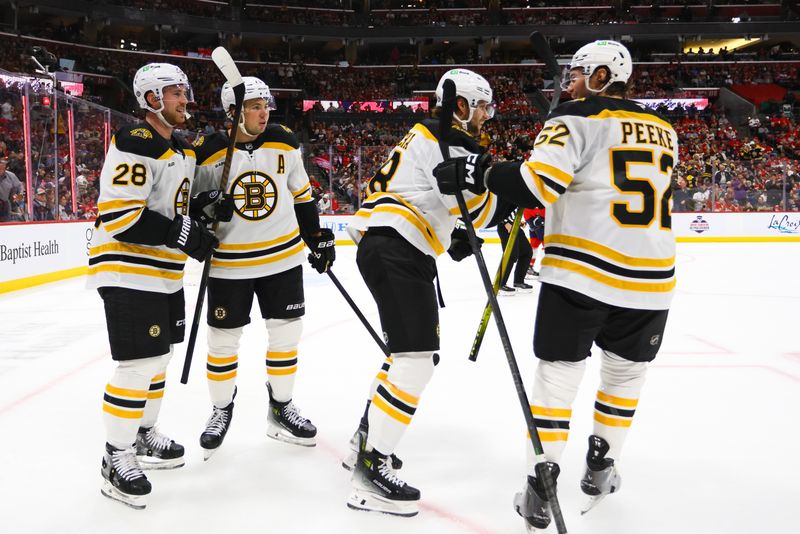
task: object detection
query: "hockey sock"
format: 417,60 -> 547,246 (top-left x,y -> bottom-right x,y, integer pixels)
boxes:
366,355 -> 394,407
593,350 -> 647,461
265,318 -> 303,403
103,355 -> 165,449
140,348 -> 173,428
206,326 -> 243,408
527,359 -> 586,474
367,351 -> 435,456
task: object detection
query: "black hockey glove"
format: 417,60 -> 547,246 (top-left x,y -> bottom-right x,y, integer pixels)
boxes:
447,226 -> 483,262
433,152 -> 491,196
166,214 -> 219,261
306,228 -> 335,273
190,190 -> 234,225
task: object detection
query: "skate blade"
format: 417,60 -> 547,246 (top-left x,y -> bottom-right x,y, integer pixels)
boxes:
266,425 -> 316,447
581,494 -> 607,515
347,489 -> 418,517
202,447 -> 218,461
101,482 -> 147,510
137,456 -> 185,470
514,287 -> 533,293
341,451 -> 357,472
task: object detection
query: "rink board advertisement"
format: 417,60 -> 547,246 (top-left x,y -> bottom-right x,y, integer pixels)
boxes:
1,214 -> 798,293
0,221 -> 93,293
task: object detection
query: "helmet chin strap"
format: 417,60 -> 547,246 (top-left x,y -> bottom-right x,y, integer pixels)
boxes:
583,65 -> 613,95
453,107 -> 475,131
237,115 -> 260,137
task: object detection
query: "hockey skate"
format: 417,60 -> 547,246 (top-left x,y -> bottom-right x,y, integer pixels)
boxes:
499,285 -> 516,296
525,266 -> 539,280
200,400 -> 235,460
580,435 -> 621,515
135,426 -> 185,469
101,443 -> 151,509
347,433 -> 419,517
514,282 -> 534,293
513,463 -> 560,532
266,383 -> 317,447
341,424 -> 403,472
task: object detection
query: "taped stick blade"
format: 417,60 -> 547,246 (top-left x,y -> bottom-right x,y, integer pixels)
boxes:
211,47 -> 243,87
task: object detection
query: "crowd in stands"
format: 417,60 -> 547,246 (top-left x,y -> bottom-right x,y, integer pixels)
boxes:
1,32 -> 799,222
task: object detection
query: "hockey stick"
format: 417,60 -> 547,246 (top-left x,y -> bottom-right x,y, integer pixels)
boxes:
439,79 -> 567,533
181,47 -> 245,385
327,269 -> 390,357
467,209 -> 522,362
468,31 -> 562,363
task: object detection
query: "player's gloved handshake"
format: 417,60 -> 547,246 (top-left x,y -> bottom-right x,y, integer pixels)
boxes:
306,228 -> 336,273
447,225 -> 484,262
190,189 -> 234,225
433,152 -> 491,196
166,214 -> 219,261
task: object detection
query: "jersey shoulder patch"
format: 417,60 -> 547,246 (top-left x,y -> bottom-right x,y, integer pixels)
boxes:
260,124 -> 300,150
194,132 -> 230,165
113,123 -> 172,160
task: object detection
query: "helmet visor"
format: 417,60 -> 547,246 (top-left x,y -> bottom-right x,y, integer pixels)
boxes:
477,101 -> 496,119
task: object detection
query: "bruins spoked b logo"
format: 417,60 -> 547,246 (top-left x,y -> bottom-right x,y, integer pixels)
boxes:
214,307 -> 227,320
148,325 -> 162,338
231,171 -> 278,221
174,177 -> 190,216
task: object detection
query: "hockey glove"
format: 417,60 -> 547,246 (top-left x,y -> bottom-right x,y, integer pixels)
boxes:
447,226 -> 483,262
433,152 -> 491,196
190,190 -> 234,225
166,214 -> 219,261
307,228 -> 336,273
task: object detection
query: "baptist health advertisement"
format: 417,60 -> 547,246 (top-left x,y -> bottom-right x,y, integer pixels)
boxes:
2,212 -> 799,293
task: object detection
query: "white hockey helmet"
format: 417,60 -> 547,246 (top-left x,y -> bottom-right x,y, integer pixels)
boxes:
562,40 -> 632,93
435,68 -> 495,128
221,76 -> 276,118
133,63 -> 193,126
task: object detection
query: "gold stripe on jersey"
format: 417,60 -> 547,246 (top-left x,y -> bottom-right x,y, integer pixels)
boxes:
211,240 -> 304,269
357,192 -> 445,255
102,207 -> 143,234
587,109 -> 674,132
201,148 -> 228,166
260,142 -> 294,152
545,234 -> 674,268
97,199 -> 146,213
217,228 -> 300,252
448,190 -> 489,216
527,161 -> 573,189
412,122 -> 438,142
292,184 -> 312,202
472,192 -> 495,228
158,147 -> 194,160
87,263 -> 185,281
89,242 -> 188,262
523,163 -> 563,204
541,257 -> 676,293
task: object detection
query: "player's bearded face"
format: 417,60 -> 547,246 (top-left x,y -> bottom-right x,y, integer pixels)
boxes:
242,98 -> 269,134
161,85 -> 190,125
467,101 -> 492,135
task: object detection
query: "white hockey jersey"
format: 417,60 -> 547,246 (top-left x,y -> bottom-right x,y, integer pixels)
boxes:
520,96 -> 678,310
348,118 -> 500,257
192,124 -> 312,280
87,122 -> 196,294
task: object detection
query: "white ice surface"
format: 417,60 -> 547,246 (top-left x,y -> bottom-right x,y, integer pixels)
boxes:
1,242 -> 798,534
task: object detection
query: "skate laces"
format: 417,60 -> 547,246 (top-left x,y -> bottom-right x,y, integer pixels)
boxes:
377,457 -> 405,488
204,407 -> 229,436
282,402 -> 309,428
143,426 -> 174,451
112,448 -> 145,481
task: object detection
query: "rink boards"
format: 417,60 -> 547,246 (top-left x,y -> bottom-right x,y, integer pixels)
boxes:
1,212 -> 799,293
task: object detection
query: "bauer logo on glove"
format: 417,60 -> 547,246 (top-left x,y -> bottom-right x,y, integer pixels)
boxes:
306,228 -> 336,273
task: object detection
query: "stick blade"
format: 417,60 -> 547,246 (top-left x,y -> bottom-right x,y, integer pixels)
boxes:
211,46 -> 243,87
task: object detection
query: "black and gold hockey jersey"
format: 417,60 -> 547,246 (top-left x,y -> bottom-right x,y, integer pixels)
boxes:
193,124 -> 312,279
512,96 -> 678,310
87,122 -> 196,293
348,118 -> 500,257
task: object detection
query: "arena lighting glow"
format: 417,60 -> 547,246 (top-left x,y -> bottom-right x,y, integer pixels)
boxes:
682,37 -> 759,53
21,93 -> 34,219
67,106 -> 77,214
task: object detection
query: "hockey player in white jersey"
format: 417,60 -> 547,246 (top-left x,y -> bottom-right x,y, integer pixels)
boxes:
345,68 -> 511,517
435,41 -> 678,531
88,63 -> 219,509
192,77 -> 335,458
